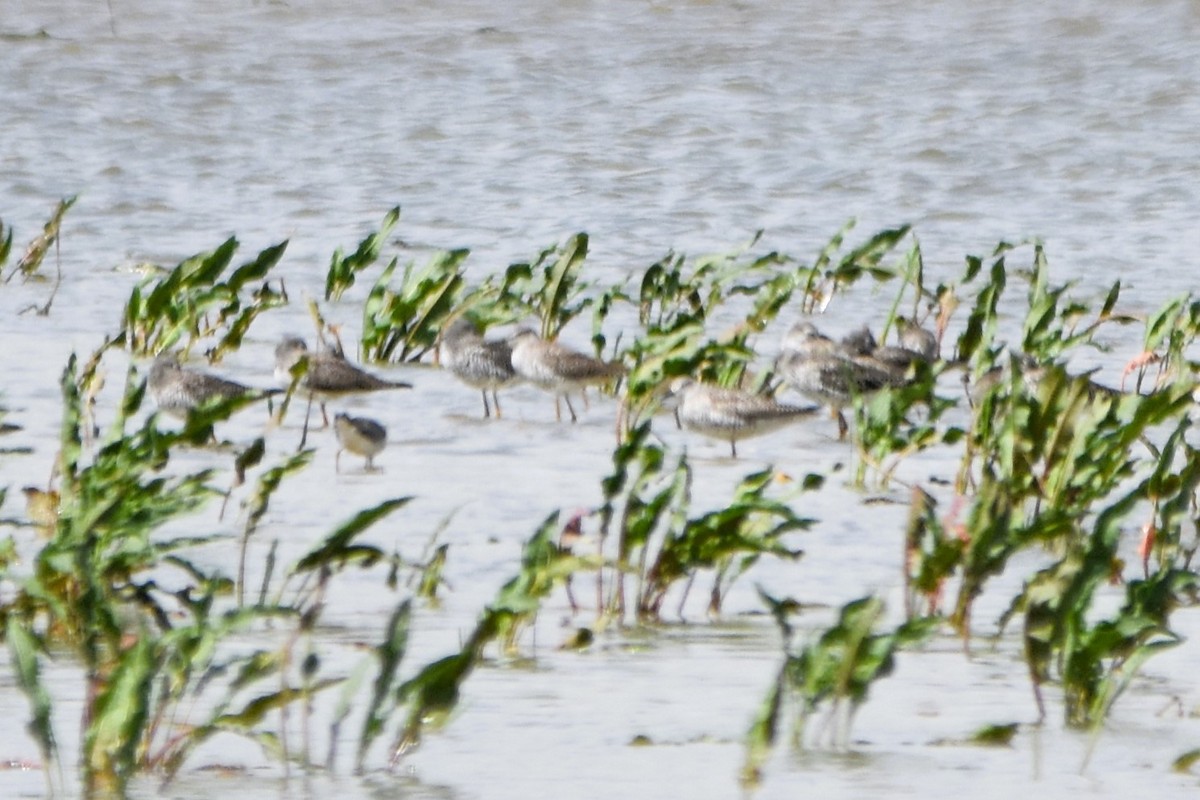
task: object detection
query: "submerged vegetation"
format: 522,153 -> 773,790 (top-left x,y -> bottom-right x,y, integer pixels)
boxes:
3,202 -> 1200,795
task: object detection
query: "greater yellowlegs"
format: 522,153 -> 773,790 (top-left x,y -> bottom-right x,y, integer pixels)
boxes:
776,322 -> 904,439
275,336 -> 411,420
440,317 -> 518,418
149,354 -> 277,418
665,377 -> 819,458
333,412 -> 388,472
509,328 -> 624,423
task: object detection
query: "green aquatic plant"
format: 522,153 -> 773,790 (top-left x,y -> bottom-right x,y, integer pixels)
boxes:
0,215 -> 13,268
616,236 -> 811,434
847,249 -> 962,486
121,236 -> 288,361
596,422 -> 813,621
851,360 -> 962,487
797,221 -> 913,314
743,594 -> 936,784
360,247 -> 469,362
0,342 -> 437,794
635,231 -> 790,333
4,195 -> 75,283
384,512 -> 591,761
233,441 -> 314,606
997,411 -> 1200,729
492,232 -> 592,341
0,351 -> 230,794
897,247 -> 1200,733
325,205 -> 401,302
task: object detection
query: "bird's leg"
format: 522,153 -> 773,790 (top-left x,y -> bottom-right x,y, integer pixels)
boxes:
319,401 -> 331,429
731,439 -> 739,459
493,391 -> 503,419
554,395 -> 563,422
335,447 -> 343,474
563,394 -> 578,423
481,389 -> 491,418
836,410 -> 849,440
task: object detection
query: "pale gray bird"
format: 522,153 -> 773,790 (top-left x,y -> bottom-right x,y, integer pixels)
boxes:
274,336 -> 411,425
149,354 -> 277,419
776,322 -> 905,439
665,377 -> 819,458
509,328 -> 624,423
440,317 -> 518,419
333,412 -> 388,472
840,320 -> 936,373
896,316 -> 938,363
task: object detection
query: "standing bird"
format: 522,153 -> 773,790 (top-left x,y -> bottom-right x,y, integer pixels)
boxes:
509,328 -> 624,423
149,354 -> 278,418
333,412 -> 388,472
440,317 -> 518,419
665,377 -> 819,458
274,336 -> 411,425
776,322 -> 905,440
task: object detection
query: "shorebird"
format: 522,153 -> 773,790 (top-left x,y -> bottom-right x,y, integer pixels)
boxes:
840,320 -> 936,373
274,336 -> 411,425
440,317 -> 518,418
665,377 -> 819,458
509,328 -> 624,423
333,412 -> 388,472
776,322 -> 906,439
896,316 -> 938,363
149,354 -> 277,418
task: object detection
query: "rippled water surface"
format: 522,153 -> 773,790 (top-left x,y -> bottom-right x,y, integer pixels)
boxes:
3,0 -> 1200,797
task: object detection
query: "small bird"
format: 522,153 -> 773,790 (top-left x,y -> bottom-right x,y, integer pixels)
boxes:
776,322 -> 905,439
665,377 -> 819,458
440,316 -> 518,419
509,328 -> 624,423
333,412 -> 388,472
896,316 -> 938,363
149,354 -> 277,418
274,336 -> 411,425
840,321 -> 935,373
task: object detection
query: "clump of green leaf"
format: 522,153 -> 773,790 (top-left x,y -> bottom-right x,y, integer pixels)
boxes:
492,232 -> 592,342
743,594 -> 936,785
381,511 -> 592,761
325,206 -> 401,302
360,248 -> 469,362
0,341 -> 439,793
796,221 -> 913,314
596,422 -> 813,621
121,236 -> 288,360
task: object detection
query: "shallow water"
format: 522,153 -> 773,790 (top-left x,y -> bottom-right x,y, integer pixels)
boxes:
3,0 -> 1200,797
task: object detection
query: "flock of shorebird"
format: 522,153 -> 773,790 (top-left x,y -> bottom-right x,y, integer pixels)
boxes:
146,315 -> 942,466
